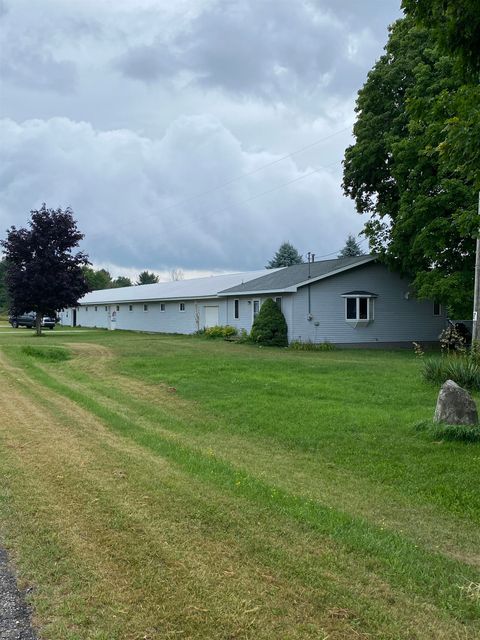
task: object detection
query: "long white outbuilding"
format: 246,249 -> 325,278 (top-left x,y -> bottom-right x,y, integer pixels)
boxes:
59,256 -> 447,346
59,269 -> 274,334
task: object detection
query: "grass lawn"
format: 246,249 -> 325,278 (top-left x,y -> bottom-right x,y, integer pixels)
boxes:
0,329 -> 479,639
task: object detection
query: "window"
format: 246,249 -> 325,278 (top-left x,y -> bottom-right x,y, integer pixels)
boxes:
179,302 -> 185,312
342,292 -> 376,325
234,299 -> 239,320
129,304 -> 133,312
433,301 -> 441,316
253,299 -> 260,321
143,304 -> 149,312
105,306 -> 108,312
116,305 -> 120,312
94,306 -> 98,312
85,306 -> 88,312
275,297 -> 282,310
160,303 -> 166,312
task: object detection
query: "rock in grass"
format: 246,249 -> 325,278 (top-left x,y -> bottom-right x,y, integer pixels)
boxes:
434,379 -> 478,426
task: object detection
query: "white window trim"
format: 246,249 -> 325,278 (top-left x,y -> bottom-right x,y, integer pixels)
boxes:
274,296 -> 282,310
233,299 -> 239,320
252,299 -> 261,323
179,302 -> 186,312
143,304 -> 149,312
129,304 -> 133,312
342,295 -> 375,327
160,303 -> 166,312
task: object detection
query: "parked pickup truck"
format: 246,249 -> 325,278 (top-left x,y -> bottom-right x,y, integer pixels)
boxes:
9,312 -> 57,329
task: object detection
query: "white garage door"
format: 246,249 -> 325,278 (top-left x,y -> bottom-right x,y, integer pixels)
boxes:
204,306 -> 219,328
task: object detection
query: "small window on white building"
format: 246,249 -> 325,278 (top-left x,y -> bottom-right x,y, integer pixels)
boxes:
129,304 -> 133,312
160,303 -> 166,312
179,302 -> 185,312
234,299 -> 239,319
433,301 -> 441,316
85,306 -> 88,312
143,304 -> 149,312
116,305 -> 120,312
275,297 -> 282,310
105,306 -> 108,312
94,306 -> 98,312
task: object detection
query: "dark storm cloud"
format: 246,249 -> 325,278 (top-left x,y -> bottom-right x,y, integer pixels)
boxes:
0,49 -> 77,94
115,43 -> 177,82
116,0 -> 400,100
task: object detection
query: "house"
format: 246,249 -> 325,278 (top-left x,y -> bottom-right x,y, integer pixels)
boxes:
59,255 -> 446,346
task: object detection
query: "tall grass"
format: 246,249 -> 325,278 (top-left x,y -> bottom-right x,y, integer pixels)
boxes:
421,356 -> 480,390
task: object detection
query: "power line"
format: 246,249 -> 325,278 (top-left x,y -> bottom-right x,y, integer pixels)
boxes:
92,159 -> 341,244
87,127 -> 349,240
308,236 -> 369,260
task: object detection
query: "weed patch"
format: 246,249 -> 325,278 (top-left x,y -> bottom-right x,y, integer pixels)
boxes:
21,345 -> 70,362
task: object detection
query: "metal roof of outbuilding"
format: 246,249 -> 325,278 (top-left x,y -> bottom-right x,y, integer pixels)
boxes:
78,269 -> 278,305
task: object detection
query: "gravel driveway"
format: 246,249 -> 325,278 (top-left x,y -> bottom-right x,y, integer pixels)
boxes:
0,548 -> 37,639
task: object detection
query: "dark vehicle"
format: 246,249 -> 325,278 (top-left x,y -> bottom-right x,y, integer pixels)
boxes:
9,312 -> 57,329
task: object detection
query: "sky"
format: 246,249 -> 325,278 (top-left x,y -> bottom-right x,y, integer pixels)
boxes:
0,0 -> 402,280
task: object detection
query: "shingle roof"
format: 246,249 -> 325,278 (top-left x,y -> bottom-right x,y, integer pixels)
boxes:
219,255 -> 376,295
79,269 -> 277,305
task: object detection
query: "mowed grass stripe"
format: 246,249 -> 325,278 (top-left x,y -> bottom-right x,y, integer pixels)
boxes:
35,352 -> 480,568
1,358 -> 444,640
5,347 -> 480,625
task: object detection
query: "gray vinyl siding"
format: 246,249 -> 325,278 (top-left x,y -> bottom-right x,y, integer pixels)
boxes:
290,262 -> 446,344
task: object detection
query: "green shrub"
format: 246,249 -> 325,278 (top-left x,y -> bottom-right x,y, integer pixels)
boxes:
289,340 -> 336,352
250,298 -> 288,347
21,345 -> 70,362
236,328 -> 251,344
421,356 -> 480,390
415,420 -> 480,443
204,325 -> 238,339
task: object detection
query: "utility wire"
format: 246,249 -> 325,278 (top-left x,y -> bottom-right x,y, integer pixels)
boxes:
87,127 -> 349,239
308,236 -> 369,260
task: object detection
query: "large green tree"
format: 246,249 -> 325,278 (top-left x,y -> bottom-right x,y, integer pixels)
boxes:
266,242 -> 303,269
402,0 -> 480,78
83,267 -> 112,291
1,205 -> 90,335
343,16 -> 477,316
112,276 -> 133,288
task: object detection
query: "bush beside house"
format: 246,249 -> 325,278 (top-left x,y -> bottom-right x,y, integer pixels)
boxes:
250,298 -> 288,347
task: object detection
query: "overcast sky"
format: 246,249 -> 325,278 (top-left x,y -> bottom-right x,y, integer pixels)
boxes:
0,0 -> 401,279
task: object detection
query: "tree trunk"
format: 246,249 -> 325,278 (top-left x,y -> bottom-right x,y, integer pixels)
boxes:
35,313 -> 42,336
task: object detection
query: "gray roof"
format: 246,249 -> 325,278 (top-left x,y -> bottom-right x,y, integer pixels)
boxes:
219,255 -> 376,295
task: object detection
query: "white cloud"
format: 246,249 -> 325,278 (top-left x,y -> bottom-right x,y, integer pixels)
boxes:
0,0 -> 401,272
0,116 -> 363,271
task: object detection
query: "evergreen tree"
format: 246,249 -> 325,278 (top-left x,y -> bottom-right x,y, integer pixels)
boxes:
250,298 -> 288,347
136,270 -> 159,285
338,235 -> 365,258
266,242 -> 303,268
